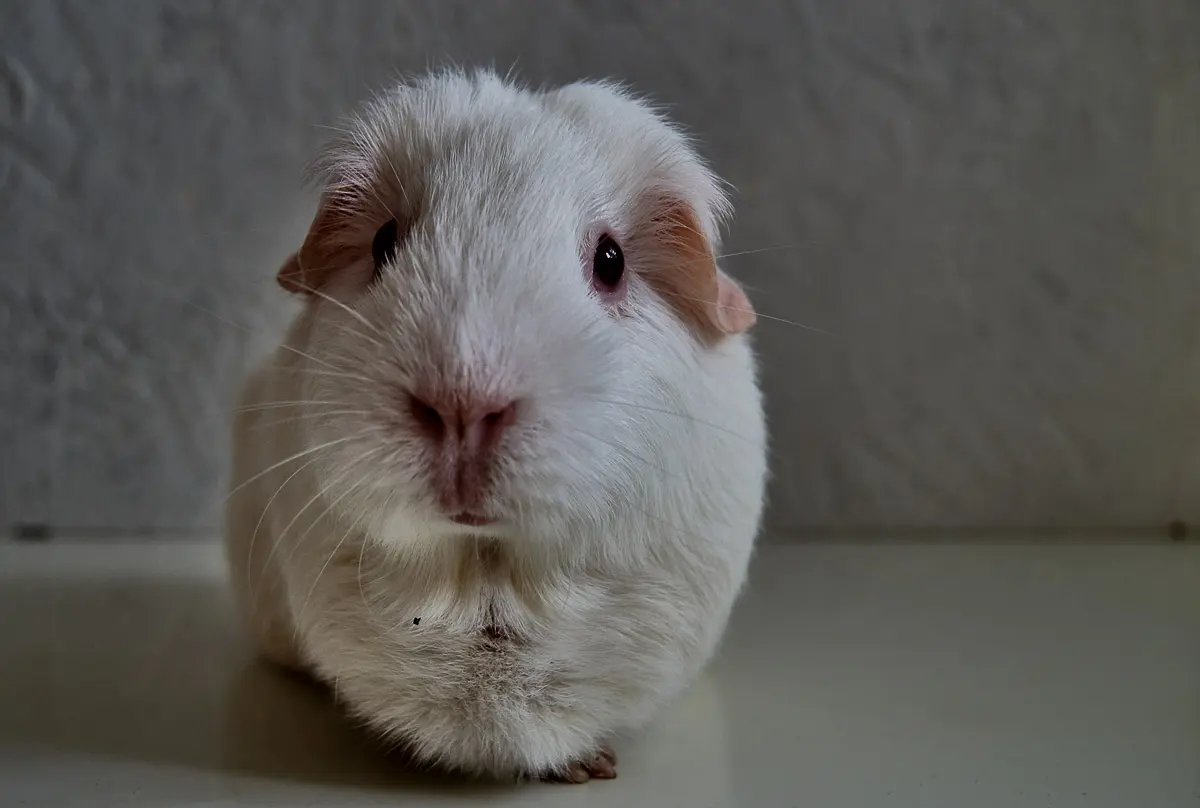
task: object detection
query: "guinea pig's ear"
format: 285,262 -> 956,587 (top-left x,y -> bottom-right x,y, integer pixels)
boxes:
715,267 -> 757,333
275,251 -> 306,295
650,202 -> 756,340
275,196 -> 352,296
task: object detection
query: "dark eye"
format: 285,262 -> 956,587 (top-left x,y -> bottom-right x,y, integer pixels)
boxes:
371,219 -> 400,277
591,234 -> 625,292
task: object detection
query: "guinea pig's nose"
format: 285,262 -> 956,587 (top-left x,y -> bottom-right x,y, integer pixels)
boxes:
407,390 -> 518,512
408,392 -> 517,450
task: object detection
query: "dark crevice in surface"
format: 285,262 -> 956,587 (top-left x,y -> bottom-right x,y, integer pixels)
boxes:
6,523 -> 1188,544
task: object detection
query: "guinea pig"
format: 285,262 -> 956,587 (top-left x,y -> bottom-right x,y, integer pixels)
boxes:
224,67 -> 767,783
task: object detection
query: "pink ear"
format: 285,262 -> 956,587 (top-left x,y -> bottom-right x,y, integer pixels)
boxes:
714,269 -> 756,334
643,202 -> 757,341
275,195 -> 356,297
276,251 -> 307,294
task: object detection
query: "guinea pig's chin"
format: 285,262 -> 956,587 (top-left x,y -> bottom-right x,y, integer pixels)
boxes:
366,505 -> 514,550
357,488 -> 585,550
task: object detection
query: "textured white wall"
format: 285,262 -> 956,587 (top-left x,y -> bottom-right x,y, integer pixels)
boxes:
3,1 -> 1199,535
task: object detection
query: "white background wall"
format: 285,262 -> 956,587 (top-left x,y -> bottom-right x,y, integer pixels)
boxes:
3,1 -> 1199,537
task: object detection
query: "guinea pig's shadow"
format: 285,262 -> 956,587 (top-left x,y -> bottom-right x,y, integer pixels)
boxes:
0,574 -> 508,798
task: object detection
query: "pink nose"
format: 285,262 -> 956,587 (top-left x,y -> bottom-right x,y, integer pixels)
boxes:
408,390 -> 518,513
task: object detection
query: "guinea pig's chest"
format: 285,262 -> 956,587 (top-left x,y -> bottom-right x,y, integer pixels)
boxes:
360,538 -> 582,653
449,541 -> 526,648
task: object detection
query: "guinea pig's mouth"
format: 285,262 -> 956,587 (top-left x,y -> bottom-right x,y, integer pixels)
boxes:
449,512 -> 495,527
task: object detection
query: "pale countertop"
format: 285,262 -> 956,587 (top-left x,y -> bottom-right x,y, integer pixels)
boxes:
1,538 -> 1197,808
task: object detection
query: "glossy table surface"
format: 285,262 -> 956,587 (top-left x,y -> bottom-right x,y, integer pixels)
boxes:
1,538 -> 1197,807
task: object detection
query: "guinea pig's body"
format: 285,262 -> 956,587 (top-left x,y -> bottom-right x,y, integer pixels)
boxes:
224,69 -> 767,782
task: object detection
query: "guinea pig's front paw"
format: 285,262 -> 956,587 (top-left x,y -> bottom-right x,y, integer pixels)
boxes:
542,744 -> 618,784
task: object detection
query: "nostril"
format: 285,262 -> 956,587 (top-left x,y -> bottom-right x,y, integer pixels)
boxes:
481,402 -> 517,438
408,393 -> 446,440
412,393 -> 517,513
408,388 -> 519,448
464,400 -> 518,451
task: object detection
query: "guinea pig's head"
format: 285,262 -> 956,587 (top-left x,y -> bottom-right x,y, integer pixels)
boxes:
278,69 -> 756,549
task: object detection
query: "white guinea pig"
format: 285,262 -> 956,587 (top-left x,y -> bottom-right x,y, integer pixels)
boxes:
224,68 -> 767,783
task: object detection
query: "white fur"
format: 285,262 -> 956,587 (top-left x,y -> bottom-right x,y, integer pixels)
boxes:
224,68 -> 767,780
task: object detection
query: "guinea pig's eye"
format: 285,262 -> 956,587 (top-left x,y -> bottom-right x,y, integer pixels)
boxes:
591,234 -> 625,293
371,219 -> 400,278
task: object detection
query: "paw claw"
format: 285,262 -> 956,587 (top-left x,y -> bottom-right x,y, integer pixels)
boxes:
544,745 -> 619,784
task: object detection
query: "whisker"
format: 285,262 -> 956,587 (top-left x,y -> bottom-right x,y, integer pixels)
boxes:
744,309 -> 838,336
224,431 -> 369,502
260,365 -> 375,384
717,244 -> 795,260
653,288 -> 838,337
633,501 -> 720,545
249,409 -> 374,432
244,451 -> 329,583
296,478 -> 377,628
279,447 -> 387,568
287,280 -> 389,348
251,446 -> 386,614
234,399 -> 362,413
327,318 -> 394,354
357,513 -> 375,616
574,428 -> 684,484
165,292 -> 344,371
590,397 -> 761,445
566,427 -> 760,534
